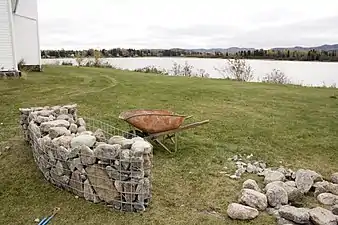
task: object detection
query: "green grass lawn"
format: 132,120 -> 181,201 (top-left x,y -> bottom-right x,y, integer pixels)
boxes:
0,65 -> 337,225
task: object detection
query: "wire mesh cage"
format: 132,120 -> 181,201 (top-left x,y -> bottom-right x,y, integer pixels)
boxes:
18,105 -> 153,212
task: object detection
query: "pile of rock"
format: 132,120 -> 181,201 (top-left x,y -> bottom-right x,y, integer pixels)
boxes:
227,155 -> 338,224
19,105 -> 153,212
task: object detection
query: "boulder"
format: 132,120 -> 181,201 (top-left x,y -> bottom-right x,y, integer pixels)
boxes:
264,171 -> 285,184
94,144 -> 121,161
108,136 -> 127,145
317,193 -> 338,206
332,173 -> 338,184
227,203 -> 259,220
77,117 -> 86,127
278,205 -> 310,224
69,123 -> 78,133
266,185 -> 288,208
68,158 -> 83,172
331,205 -> 338,215
83,179 -> 100,203
57,114 -> 71,121
106,166 -> 129,181
52,135 -> 73,148
71,135 -> 96,148
49,127 -> 71,139
131,140 -> 152,155
328,183 -> 338,195
121,139 -> 134,149
295,169 -> 314,194
56,146 -> 71,161
239,189 -> 267,211
77,126 -> 86,133
69,170 -> 84,197
309,207 -> 337,225
40,120 -> 70,133
80,145 -> 96,165
243,179 -> 261,192
94,129 -> 107,142
85,165 -> 119,203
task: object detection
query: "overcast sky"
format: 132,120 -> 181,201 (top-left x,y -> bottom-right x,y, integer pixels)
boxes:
37,0 -> 338,50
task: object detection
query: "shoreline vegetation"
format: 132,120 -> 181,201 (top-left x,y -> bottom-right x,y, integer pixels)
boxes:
46,49 -> 337,88
41,46 -> 338,62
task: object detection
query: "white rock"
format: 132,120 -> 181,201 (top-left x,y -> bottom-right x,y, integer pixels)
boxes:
309,207 -> 337,225
227,203 -> 259,220
266,185 -> 288,208
49,127 -> 71,139
77,117 -> 86,126
317,193 -> 338,206
69,123 -> 78,133
264,171 -> 285,184
80,145 -> 96,165
278,205 -> 310,224
295,169 -> 314,194
239,189 -> 268,211
332,173 -> 338,184
40,120 -> 70,133
71,135 -> 96,148
243,179 -> 261,192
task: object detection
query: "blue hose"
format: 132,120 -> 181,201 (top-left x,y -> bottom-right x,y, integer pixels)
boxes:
37,217 -> 47,225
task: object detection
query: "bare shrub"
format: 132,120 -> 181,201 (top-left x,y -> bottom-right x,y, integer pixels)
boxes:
93,50 -> 102,67
134,66 -> 168,75
214,57 -> 254,81
196,69 -> 210,78
75,51 -> 86,66
262,69 -> 291,84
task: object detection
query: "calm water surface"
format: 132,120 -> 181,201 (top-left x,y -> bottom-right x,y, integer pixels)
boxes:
43,57 -> 338,87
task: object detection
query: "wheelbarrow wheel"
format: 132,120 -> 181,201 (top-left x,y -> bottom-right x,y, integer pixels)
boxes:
124,130 -> 147,139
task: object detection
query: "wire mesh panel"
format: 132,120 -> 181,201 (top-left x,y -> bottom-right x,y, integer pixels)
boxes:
19,104 -> 153,212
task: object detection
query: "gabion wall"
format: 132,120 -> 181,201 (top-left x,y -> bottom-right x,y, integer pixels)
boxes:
19,104 -> 153,212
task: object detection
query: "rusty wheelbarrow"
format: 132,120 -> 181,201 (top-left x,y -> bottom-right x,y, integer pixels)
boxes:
119,109 -> 209,153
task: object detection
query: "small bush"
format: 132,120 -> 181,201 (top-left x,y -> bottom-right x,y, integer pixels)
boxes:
262,69 -> 291,84
75,51 -> 86,66
214,57 -> 254,81
134,66 -> 169,75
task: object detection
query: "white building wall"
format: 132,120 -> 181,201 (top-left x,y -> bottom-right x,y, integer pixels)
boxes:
0,0 -> 16,71
13,0 -> 41,67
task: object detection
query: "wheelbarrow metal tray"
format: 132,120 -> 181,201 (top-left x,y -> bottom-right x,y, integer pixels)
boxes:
119,109 -> 186,134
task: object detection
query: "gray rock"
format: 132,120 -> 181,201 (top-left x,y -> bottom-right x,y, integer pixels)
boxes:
227,203 -> 259,220
36,116 -> 52,124
36,109 -> 54,117
49,127 -> 71,139
68,158 -> 83,172
28,122 -> 41,138
328,183 -> 338,195
77,126 -> 86,133
114,180 -> 123,192
295,169 -> 314,194
309,207 -> 337,225
331,205 -> 338,215
136,178 -> 151,202
69,170 -> 84,197
108,136 -> 126,145
38,135 -> 52,152
77,118 -> 86,127
266,185 -> 288,208
131,140 -> 152,155
243,179 -> 261,192
94,129 -> 107,142
60,107 -> 68,115
317,193 -> 338,206
94,144 -> 121,161
83,179 -> 100,203
239,189 -> 268,211
57,114 -> 71,121
106,166 -> 129,180
55,161 -> 65,176
120,149 -> 131,170
80,145 -> 96,165
40,120 -> 70,133
67,146 -> 81,159
332,173 -> 338,184
71,135 -> 96,148
266,207 -> 280,218
69,123 -> 78,133
264,171 -> 285,184
50,167 -> 64,187
51,135 -> 73,148
56,146 -> 71,161
123,182 -> 137,202
130,170 -> 144,180
246,163 -> 256,173
85,165 -> 119,203
266,181 -> 303,203
285,181 -> 296,187
121,139 -> 134,149
78,131 -> 93,136
278,205 -> 310,224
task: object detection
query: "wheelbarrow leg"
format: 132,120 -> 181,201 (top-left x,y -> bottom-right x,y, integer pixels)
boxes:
154,138 -> 172,153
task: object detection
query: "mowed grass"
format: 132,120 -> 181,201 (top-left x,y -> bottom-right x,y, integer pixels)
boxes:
0,65 -> 338,225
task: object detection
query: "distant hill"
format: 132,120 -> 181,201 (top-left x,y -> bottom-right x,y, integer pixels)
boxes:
188,44 -> 338,53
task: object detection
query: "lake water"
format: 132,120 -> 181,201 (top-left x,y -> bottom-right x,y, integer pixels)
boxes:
42,57 -> 338,87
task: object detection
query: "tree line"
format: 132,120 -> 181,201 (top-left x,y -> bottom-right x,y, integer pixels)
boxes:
41,48 -> 338,62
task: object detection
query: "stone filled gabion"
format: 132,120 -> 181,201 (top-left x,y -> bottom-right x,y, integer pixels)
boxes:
19,104 -> 153,212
